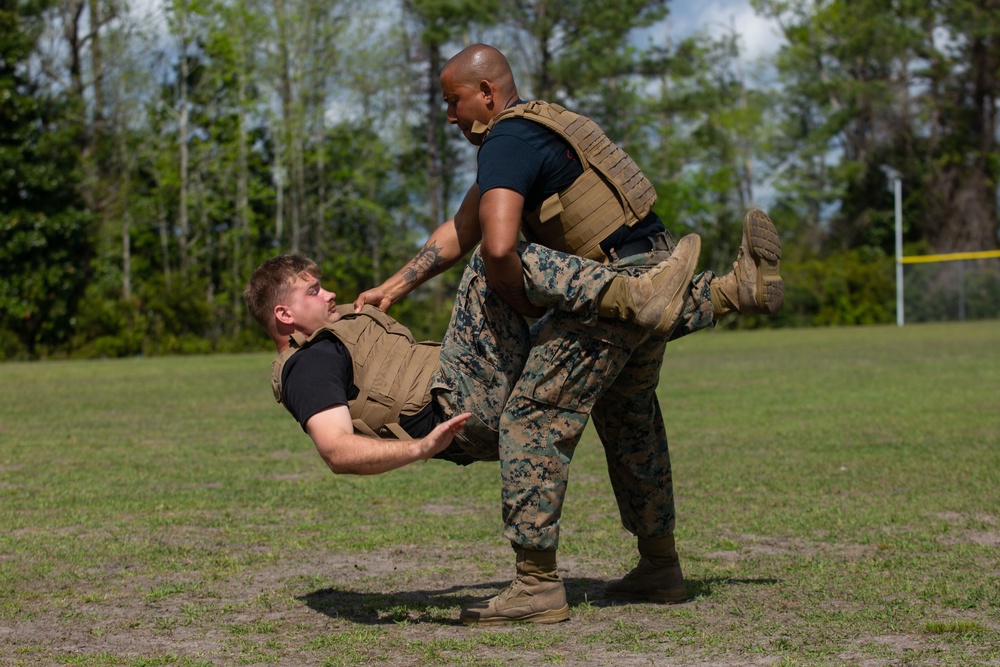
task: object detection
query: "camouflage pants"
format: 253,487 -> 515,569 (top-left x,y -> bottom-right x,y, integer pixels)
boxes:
432,244 -> 618,459
433,242 -> 715,551
522,240 -> 716,342
502,245 -> 715,552
431,249 -> 535,461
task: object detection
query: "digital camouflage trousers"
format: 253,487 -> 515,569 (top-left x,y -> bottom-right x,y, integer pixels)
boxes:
432,242 -> 714,551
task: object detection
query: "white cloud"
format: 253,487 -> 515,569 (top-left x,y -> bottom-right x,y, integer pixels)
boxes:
691,0 -> 783,62
636,0 -> 784,63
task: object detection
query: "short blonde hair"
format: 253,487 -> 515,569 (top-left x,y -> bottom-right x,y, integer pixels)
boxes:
244,255 -> 321,336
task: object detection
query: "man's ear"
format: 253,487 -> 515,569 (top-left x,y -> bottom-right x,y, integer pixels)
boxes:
479,79 -> 495,105
274,303 -> 294,326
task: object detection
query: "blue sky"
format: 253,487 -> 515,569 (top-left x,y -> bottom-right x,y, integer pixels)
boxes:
659,0 -> 783,62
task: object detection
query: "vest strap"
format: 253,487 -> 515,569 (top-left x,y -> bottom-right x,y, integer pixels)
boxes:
352,419 -> 377,437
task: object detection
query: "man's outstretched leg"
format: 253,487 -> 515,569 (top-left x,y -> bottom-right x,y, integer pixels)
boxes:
522,233 -> 702,339
522,208 -> 784,340
596,234 -> 701,337
666,208 -> 784,341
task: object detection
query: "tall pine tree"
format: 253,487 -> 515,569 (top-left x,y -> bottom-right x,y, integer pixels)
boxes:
0,0 -> 95,359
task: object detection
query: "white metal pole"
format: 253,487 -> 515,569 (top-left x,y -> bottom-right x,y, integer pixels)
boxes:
894,177 -> 904,327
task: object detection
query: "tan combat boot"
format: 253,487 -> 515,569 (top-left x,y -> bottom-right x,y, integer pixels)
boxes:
598,233 -> 701,337
605,535 -> 688,604
460,548 -> 570,625
710,208 -> 784,318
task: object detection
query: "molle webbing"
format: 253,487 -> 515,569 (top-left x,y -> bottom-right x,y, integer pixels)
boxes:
271,305 -> 440,439
485,101 -> 656,261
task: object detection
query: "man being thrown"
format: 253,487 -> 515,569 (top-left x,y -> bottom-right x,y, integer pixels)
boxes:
353,43 -> 784,626
244,238 -> 698,476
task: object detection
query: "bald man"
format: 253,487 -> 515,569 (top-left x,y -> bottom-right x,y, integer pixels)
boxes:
356,43 -> 784,625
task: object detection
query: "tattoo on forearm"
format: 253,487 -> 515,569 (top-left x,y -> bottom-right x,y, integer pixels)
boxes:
402,240 -> 446,285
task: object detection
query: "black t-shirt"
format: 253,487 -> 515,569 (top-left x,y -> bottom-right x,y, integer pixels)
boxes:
476,106 -> 667,253
281,337 -> 439,437
478,116 -> 582,213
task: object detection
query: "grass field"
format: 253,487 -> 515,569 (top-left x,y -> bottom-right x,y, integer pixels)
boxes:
1,321 -> 998,666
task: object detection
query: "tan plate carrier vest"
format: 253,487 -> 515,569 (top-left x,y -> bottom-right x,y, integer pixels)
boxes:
480,100 -> 657,262
270,305 -> 440,440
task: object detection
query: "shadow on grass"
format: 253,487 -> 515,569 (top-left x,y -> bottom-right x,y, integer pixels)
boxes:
298,575 -> 781,625
566,575 -> 782,609
298,580 -> 507,626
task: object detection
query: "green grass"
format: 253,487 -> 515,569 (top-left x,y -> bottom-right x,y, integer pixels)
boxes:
2,322 -> 998,666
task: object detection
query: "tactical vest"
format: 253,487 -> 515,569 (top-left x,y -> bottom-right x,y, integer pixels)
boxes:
477,100 -> 657,262
270,305 -> 440,440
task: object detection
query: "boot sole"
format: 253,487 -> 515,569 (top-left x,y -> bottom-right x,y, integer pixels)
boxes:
460,604 -> 571,626
742,209 -> 784,315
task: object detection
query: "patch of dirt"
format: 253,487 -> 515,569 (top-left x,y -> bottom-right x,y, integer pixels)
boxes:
837,634 -> 930,666
935,511 -> 998,525
418,503 -> 467,516
1,539 -> 992,667
935,511 -> 1000,547
961,531 -> 1000,547
714,533 -> 875,561
0,545 -> 717,665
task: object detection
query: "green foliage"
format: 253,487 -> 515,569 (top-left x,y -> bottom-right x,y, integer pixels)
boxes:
408,0 -> 500,48
69,288 -> 148,359
769,246 -> 896,327
1,1 -> 994,358
503,0 -> 669,106
640,37 -> 765,279
755,0 -> 999,254
0,210 -> 96,359
0,2 -> 97,359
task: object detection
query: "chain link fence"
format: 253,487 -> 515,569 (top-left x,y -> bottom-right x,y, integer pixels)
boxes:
901,257 -> 1000,324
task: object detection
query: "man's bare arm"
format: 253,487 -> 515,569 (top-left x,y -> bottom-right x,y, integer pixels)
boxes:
401,238 -> 450,286
305,405 -> 471,475
479,187 -> 545,317
355,185 -> 484,312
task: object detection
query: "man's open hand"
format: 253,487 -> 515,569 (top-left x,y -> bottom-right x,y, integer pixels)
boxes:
418,412 -> 471,460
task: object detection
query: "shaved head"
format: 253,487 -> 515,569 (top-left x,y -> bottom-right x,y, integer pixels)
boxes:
442,44 -> 517,100
439,44 -> 521,145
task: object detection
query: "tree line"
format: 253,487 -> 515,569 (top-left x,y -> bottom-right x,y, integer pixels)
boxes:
1,0 -> 998,360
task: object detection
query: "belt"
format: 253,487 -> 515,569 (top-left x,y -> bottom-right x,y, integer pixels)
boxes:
605,230 -> 674,261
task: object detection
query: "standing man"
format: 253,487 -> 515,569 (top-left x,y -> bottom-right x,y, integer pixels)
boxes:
355,44 -> 783,625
